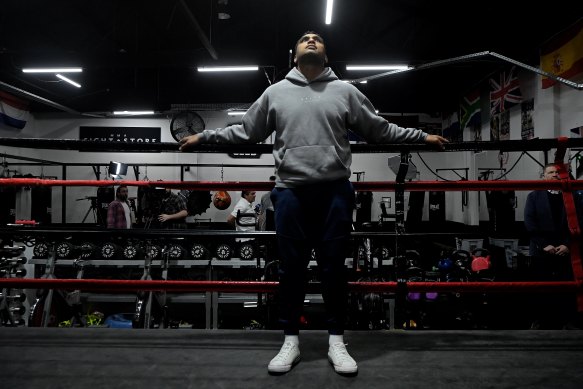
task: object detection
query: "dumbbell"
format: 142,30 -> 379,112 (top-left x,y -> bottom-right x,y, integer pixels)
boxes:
0,256 -> 27,266
0,268 -> 26,277
190,243 -> 208,260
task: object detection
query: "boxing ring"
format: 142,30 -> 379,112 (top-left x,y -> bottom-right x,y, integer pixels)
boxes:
0,136 -> 583,387
2,328 -> 583,388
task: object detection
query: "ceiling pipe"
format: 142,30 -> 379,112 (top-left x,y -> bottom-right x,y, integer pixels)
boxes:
351,51 -> 583,90
0,80 -> 104,118
178,0 -> 219,61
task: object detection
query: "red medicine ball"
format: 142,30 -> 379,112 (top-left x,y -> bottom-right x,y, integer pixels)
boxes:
213,191 -> 232,210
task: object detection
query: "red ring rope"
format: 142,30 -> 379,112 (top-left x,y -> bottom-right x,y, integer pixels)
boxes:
0,178 -> 582,192
0,278 -> 581,293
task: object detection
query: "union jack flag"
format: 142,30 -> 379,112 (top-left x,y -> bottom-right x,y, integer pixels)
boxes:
489,66 -> 522,115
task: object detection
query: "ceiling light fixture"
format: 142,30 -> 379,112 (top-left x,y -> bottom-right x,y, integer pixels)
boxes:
342,79 -> 368,84
197,66 -> 258,72
22,67 -> 83,73
113,111 -> 155,115
56,74 -> 81,88
227,110 -> 247,116
108,161 -> 128,179
325,0 -> 334,24
346,65 -> 410,71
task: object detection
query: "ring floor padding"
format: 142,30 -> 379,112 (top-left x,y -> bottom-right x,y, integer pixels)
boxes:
1,328 -> 582,388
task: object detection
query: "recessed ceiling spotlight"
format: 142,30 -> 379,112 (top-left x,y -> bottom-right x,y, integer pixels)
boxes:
218,12 -> 230,20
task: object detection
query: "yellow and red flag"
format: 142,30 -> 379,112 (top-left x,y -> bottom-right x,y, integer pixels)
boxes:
541,18 -> 583,89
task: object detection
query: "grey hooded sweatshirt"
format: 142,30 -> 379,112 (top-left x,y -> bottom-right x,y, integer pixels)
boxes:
199,67 -> 428,188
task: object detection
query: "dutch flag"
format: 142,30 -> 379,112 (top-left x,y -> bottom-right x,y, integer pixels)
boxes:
0,91 -> 29,130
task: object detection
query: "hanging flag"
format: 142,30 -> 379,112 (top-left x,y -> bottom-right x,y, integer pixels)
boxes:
490,112 -> 500,141
521,98 -> 534,140
460,88 -> 481,131
489,66 -> 522,115
499,110 -> 510,140
442,111 -> 461,142
0,91 -> 29,129
541,18 -> 583,89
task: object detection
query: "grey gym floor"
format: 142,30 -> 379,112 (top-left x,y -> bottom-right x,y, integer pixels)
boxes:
1,328 -> 582,389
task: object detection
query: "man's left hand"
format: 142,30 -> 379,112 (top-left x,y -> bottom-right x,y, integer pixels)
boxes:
555,245 -> 570,256
425,134 -> 448,150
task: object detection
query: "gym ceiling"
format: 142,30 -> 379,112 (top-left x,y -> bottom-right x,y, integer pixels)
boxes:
0,0 -> 581,115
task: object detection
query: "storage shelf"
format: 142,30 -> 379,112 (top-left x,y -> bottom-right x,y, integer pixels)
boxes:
29,258 -> 265,267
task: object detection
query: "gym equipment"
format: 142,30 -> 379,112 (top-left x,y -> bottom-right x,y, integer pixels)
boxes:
238,243 -> 255,260
471,248 -> 492,273
213,191 -> 231,210
190,242 -> 209,260
186,190 -> 212,216
170,111 -> 205,142
215,243 -> 232,260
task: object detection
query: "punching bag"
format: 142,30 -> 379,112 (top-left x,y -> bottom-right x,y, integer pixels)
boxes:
428,191 -> 445,224
406,191 -> 425,231
355,191 -> 373,228
0,187 -> 16,225
486,190 -> 516,233
31,187 -> 52,225
213,191 -> 232,210
96,187 -> 114,226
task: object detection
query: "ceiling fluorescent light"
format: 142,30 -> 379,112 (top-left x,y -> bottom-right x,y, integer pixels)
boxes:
56,74 -> 81,88
346,65 -> 410,71
23,67 -> 83,73
227,110 -> 247,116
113,111 -> 155,115
197,66 -> 258,72
325,0 -> 334,24
341,79 -> 368,84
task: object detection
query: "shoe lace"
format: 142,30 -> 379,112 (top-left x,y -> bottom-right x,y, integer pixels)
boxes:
330,342 -> 353,363
273,342 -> 296,361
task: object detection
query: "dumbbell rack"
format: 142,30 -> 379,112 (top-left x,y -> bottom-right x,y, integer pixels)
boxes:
0,246 -> 28,326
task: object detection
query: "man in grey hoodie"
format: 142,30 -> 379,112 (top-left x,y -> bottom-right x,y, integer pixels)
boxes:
180,31 -> 447,375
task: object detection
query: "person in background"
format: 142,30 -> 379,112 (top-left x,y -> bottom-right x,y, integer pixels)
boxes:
107,185 -> 132,229
179,30 -> 447,375
158,188 -> 188,229
525,163 -> 572,258
228,191 -> 257,242
257,176 -> 276,231
524,162 -> 583,329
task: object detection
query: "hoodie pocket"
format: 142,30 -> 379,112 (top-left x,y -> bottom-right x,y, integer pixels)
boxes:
278,145 -> 348,182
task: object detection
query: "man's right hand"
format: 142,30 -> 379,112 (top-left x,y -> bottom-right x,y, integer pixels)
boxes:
179,134 -> 202,151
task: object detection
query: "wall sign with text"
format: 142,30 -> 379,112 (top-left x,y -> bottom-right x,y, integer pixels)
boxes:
79,126 -> 161,143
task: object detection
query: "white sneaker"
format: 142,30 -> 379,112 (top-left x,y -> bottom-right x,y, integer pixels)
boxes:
267,341 -> 301,373
328,342 -> 358,374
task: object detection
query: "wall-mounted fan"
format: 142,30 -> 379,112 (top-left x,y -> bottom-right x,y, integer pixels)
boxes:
170,111 -> 205,142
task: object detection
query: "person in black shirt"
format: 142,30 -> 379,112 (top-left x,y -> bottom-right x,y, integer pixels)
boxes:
524,163 -> 571,258
524,163 -> 583,328
158,189 -> 188,229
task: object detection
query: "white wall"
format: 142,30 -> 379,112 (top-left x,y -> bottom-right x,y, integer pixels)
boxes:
3,112 -> 276,223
